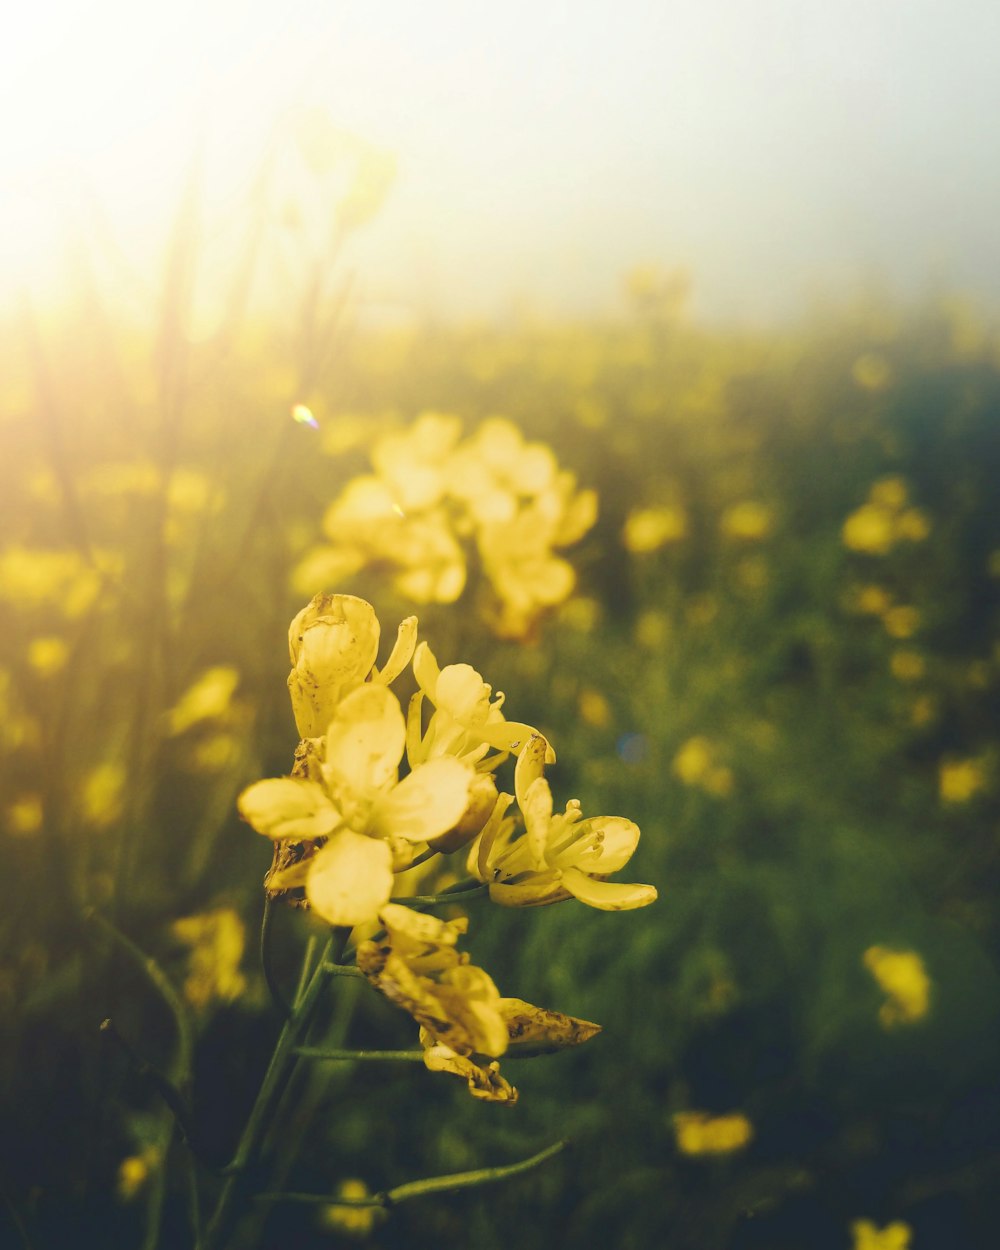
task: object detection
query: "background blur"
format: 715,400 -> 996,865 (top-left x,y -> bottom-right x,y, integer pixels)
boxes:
3,3 -> 1000,1249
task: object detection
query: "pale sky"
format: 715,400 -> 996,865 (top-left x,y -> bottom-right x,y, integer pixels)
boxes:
2,0 -> 998,322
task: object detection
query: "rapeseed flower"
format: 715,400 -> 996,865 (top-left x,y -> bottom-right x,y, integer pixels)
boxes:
470,736 -> 656,910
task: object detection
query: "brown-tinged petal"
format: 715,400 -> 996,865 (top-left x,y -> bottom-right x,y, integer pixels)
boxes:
498,998 -> 602,1055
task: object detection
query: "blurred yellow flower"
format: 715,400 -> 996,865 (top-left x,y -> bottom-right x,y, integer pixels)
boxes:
938,758 -> 987,804
172,907 -> 247,1010
6,794 -> 43,837
0,546 -> 100,616
852,353 -> 894,391
622,504 -> 688,553
673,1110 -> 753,1155
719,500 -> 773,542
863,946 -> 931,1028
166,666 -> 240,736
27,636 -> 69,677
318,1178 -> 381,1237
883,606 -> 921,639
842,503 -> 896,556
81,762 -> 126,829
577,687 -> 612,728
852,585 -> 893,616
869,476 -> 908,510
895,507 -> 931,542
890,650 -> 925,682
116,1149 -> 160,1202
672,736 -> 714,786
851,1219 -> 912,1250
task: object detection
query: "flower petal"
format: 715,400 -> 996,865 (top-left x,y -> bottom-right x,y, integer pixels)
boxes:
554,816 -> 641,874
368,757 -> 472,843
287,594 -> 380,738
522,776 -> 554,868
323,684 -> 405,798
306,830 -> 394,927
373,615 -> 418,687
498,998 -> 602,1055
514,735 -> 549,808
422,1043 -> 518,1103
560,865 -> 657,911
412,640 -> 441,698
237,777 -> 339,840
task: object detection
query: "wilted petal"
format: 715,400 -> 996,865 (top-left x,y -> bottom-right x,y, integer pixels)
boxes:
323,684 -> 405,797
287,594 -> 380,737
306,830 -> 394,927
368,757 -> 472,843
560,866 -> 657,911
498,998 -> 602,1055
237,777 -> 339,840
422,1043 -> 518,1103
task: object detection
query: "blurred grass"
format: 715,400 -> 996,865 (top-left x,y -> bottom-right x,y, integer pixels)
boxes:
2,250 -> 999,1250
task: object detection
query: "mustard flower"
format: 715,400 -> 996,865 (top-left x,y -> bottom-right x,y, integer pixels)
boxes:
238,685 -> 472,927
470,736 -> 657,910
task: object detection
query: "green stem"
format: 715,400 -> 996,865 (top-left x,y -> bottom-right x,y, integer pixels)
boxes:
259,897 -> 291,1019
395,884 -> 488,906
257,1138 -> 569,1210
85,908 -> 193,1084
294,1047 -> 423,1062
293,933 -> 319,1007
320,962 -> 363,978
202,930 -> 346,1249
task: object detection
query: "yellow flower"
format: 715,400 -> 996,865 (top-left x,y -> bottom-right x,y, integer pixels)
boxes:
883,605 -> 920,639
842,503 -> 896,555
369,411 -> 463,513
869,476 -> 908,510
172,907 -> 248,1009
852,353 -> 893,391
166,666 -> 240,736
357,903 -> 509,1056
938,757 -> 987,803
890,650 -> 925,682
622,505 -> 688,553
719,501 -> 773,542
852,585 -> 893,616
863,946 -> 931,1028
409,640 -> 544,764
318,1178 -> 382,1238
6,794 -> 43,837
470,736 -> 657,911
80,762 -> 126,829
895,507 -> 931,542
286,593 -> 416,739
850,1219 -> 912,1250
239,685 -> 472,927
307,479 -> 467,604
672,736 -> 712,786
26,636 -> 69,677
673,1110 -> 753,1155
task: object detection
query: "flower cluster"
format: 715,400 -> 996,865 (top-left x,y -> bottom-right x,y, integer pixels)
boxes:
238,592 -> 655,1099
292,414 -> 598,638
